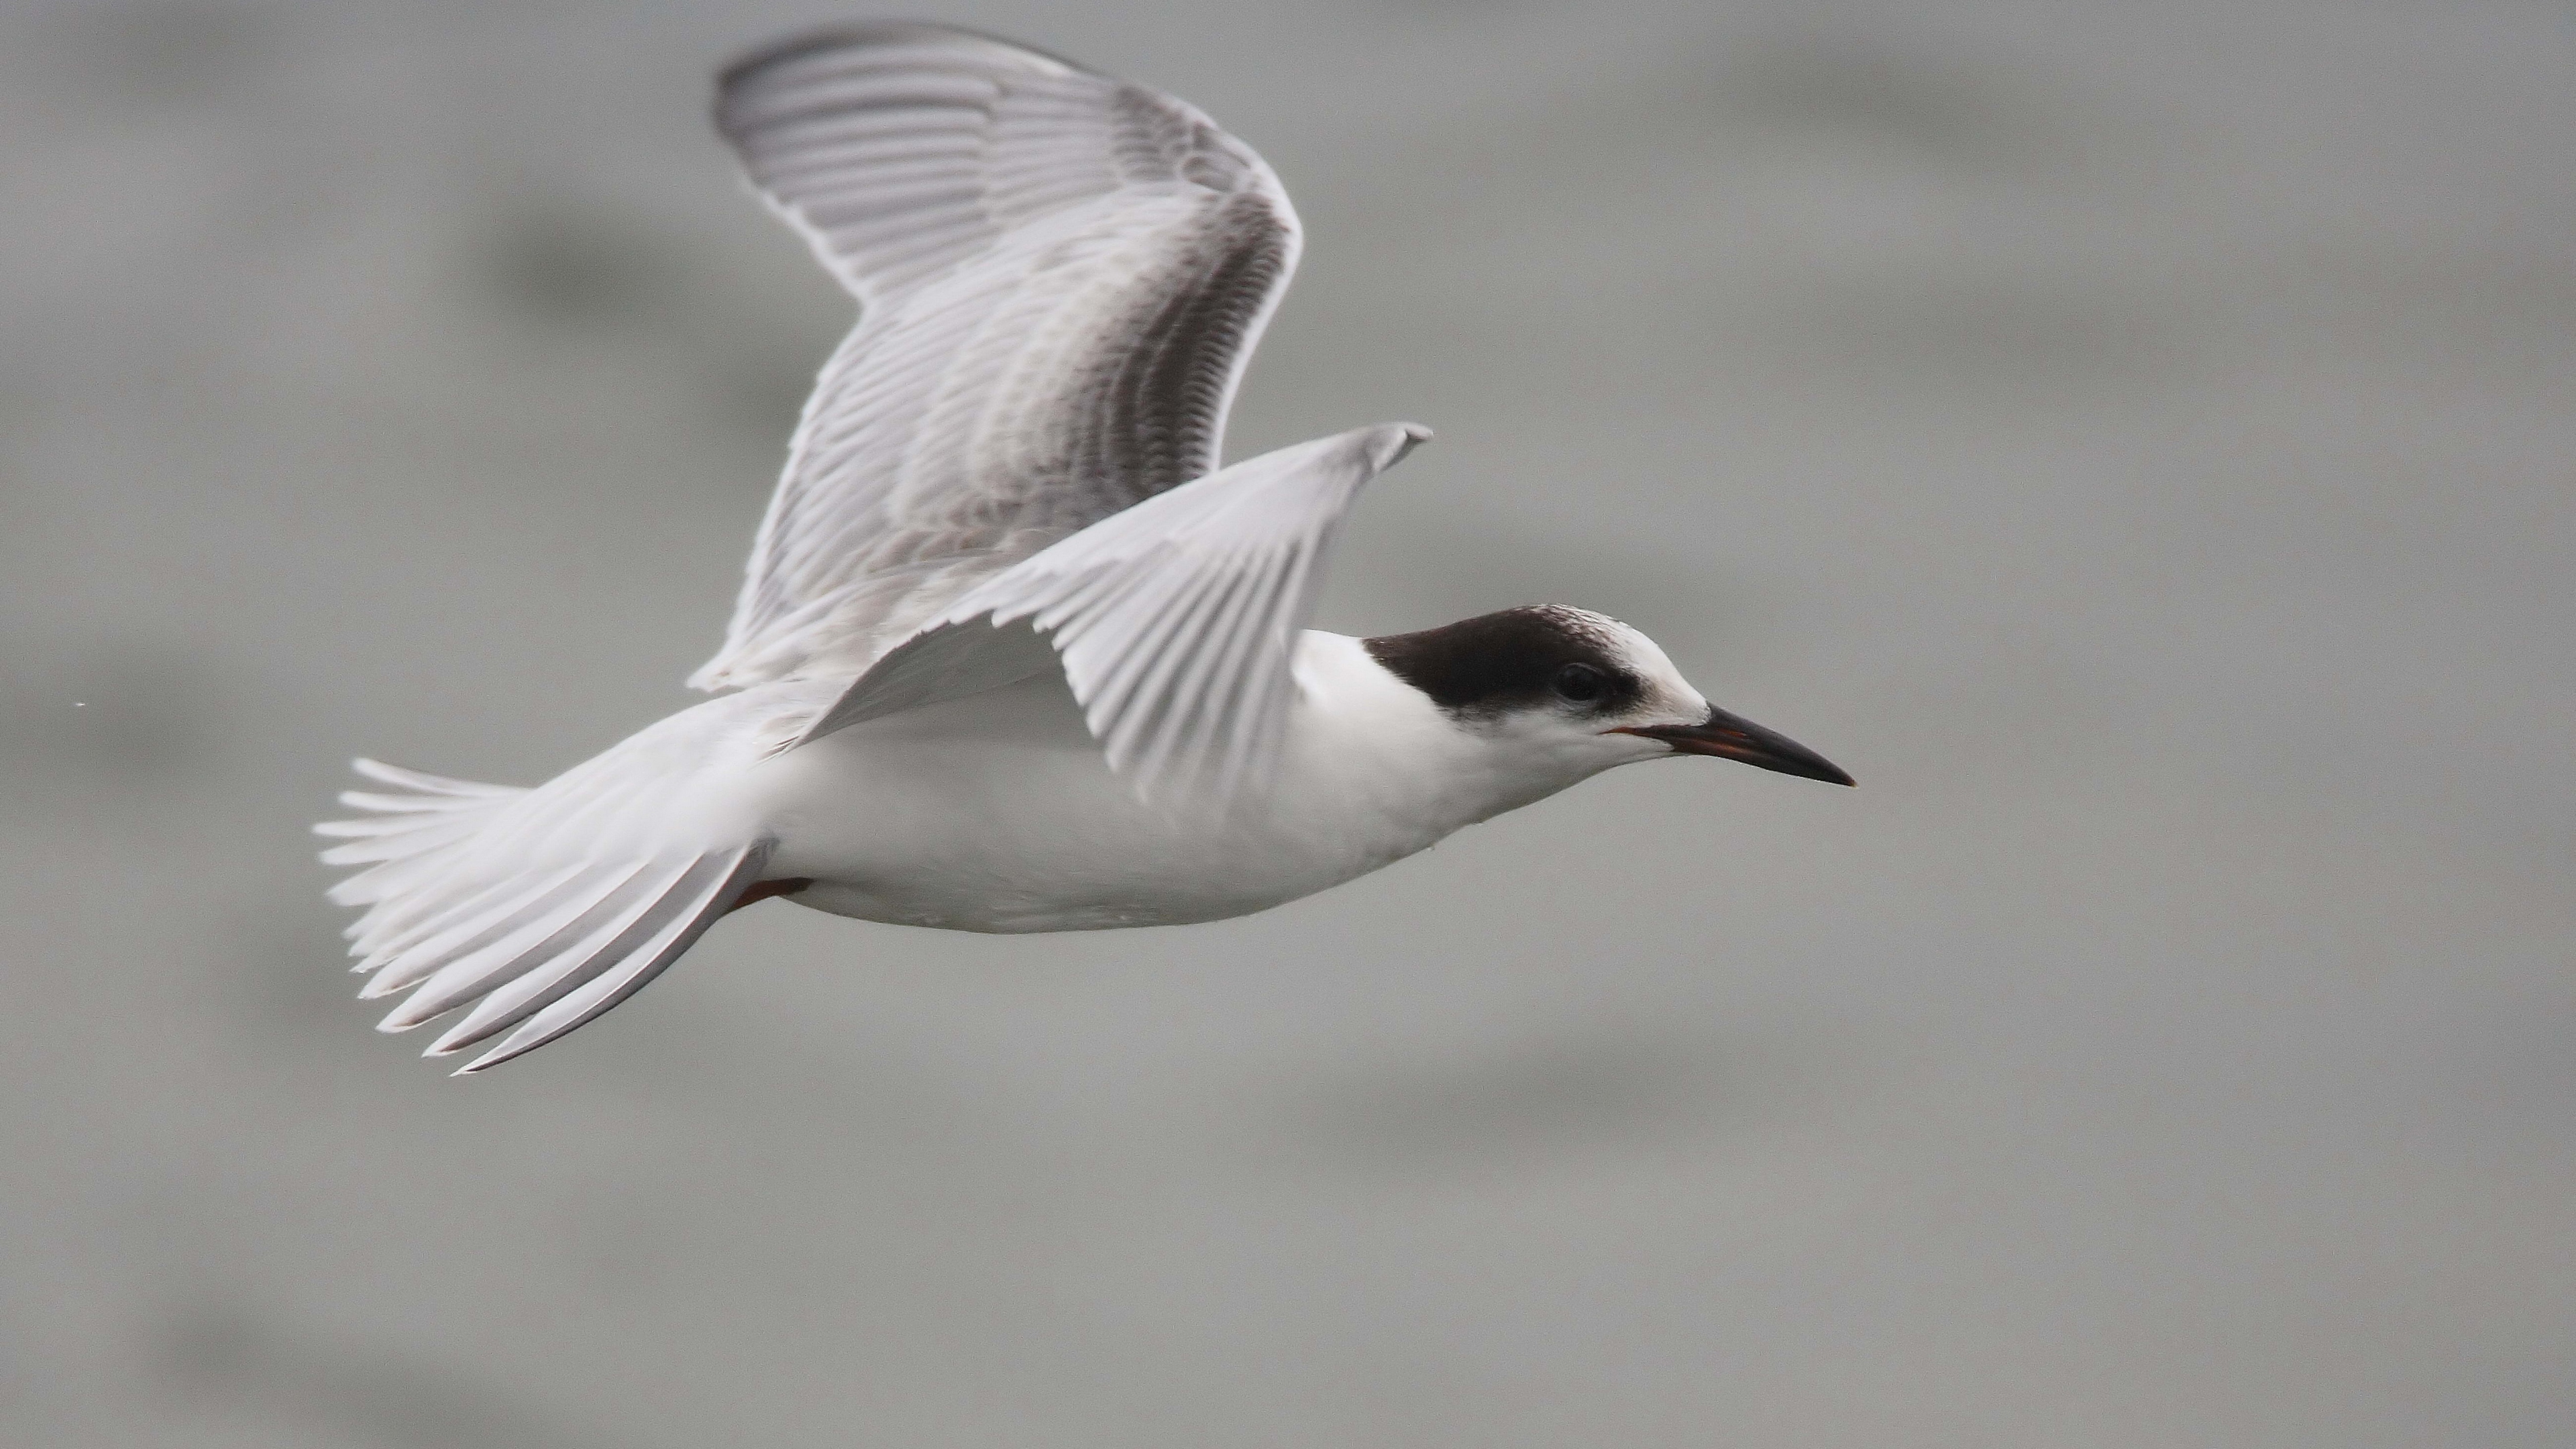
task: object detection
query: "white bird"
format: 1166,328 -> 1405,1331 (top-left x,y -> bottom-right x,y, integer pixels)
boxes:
317,23 -> 1852,1075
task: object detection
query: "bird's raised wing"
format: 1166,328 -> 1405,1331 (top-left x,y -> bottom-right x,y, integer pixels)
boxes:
806,423 -> 1429,805
692,23 -> 1302,691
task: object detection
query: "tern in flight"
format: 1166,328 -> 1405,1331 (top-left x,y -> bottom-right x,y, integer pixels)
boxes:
319,22 -> 1853,1074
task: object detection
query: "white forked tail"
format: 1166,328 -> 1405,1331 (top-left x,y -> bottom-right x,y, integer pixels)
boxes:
316,718 -> 775,1074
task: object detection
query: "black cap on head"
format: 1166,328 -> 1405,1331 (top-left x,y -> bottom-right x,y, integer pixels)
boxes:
1364,606 -> 1644,720
1368,605 -> 1855,786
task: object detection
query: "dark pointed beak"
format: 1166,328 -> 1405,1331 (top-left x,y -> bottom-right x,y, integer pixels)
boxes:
1613,705 -> 1855,786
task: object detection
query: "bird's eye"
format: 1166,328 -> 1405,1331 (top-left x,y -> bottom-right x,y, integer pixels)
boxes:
1553,663 -> 1609,702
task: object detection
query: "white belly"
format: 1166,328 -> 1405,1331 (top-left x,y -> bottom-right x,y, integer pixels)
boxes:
748,661 -> 1464,933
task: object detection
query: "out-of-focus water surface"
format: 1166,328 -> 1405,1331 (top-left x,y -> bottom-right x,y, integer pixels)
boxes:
5,1 -> 2571,1444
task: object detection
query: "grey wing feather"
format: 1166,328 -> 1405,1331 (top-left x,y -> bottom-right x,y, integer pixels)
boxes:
694,23 -> 1302,690
809,423 -> 1431,806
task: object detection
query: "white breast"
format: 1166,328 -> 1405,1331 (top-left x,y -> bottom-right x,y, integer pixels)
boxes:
751,633 -> 1489,932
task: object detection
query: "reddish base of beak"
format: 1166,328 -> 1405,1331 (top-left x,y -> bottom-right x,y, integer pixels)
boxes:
1612,706 -> 1854,786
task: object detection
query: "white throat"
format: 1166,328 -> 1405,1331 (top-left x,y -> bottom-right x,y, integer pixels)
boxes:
1279,633 -> 1620,849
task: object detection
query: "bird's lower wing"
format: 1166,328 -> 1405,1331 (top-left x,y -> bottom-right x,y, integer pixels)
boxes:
802,423 -> 1430,806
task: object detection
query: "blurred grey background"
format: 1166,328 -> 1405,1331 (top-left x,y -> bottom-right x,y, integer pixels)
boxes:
5,1 -> 2571,1444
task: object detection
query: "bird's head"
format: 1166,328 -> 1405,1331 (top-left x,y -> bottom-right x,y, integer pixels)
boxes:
1362,605 -> 1853,799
